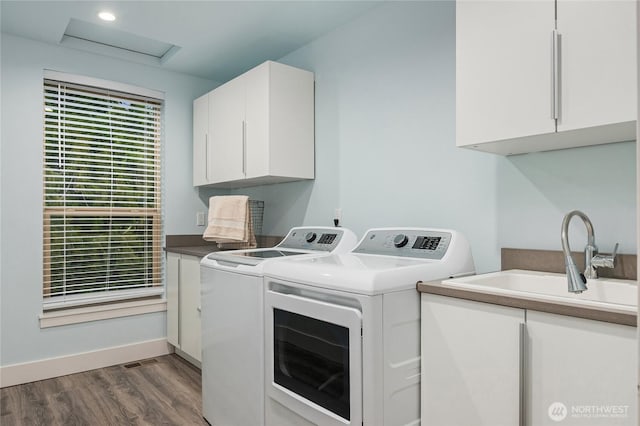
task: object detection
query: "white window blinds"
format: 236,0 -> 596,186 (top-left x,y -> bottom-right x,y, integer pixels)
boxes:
43,77 -> 163,310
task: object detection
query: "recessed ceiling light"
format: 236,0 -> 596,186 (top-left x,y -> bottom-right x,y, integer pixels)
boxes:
98,11 -> 116,22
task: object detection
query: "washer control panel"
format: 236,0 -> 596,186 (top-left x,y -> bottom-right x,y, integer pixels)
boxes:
352,228 -> 452,259
278,227 -> 346,252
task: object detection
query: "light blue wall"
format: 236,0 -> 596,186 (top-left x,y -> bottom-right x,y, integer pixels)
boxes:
232,1 -> 636,272
234,1 -> 502,271
498,141 -> 636,254
0,34 -> 217,366
1,0 -> 636,368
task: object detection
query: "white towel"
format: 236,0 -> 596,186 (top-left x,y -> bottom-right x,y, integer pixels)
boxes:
203,195 -> 256,248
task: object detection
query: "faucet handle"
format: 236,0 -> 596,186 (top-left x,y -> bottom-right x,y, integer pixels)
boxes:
591,243 -> 618,269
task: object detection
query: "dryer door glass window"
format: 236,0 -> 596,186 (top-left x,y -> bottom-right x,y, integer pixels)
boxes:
273,309 -> 350,420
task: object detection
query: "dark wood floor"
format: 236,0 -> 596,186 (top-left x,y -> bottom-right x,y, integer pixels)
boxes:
0,354 -> 208,426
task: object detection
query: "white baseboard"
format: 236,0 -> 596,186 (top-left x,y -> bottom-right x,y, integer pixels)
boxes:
174,347 -> 202,369
0,338 -> 173,388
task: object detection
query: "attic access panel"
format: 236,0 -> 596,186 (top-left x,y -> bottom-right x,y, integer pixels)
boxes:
61,18 -> 180,65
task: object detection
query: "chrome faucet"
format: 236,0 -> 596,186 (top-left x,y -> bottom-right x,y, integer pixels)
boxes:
560,210 -> 618,293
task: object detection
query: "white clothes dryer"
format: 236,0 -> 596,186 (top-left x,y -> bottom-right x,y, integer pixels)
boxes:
261,227 -> 475,426
200,226 -> 357,426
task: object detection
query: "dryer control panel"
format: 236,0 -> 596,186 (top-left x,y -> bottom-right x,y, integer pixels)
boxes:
352,228 -> 453,259
278,227 -> 355,252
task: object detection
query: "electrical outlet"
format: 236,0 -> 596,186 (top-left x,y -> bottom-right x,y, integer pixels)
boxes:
334,207 -> 342,227
196,211 -> 206,226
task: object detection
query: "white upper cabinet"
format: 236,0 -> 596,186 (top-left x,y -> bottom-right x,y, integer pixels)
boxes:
456,0 -> 637,155
556,1 -> 637,132
456,0 -> 556,147
192,93 -> 210,186
209,75 -> 246,184
193,61 -> 315,188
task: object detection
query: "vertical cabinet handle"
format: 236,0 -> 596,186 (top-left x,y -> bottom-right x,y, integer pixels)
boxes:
519,322 -> 527,426
205,134 -> 209,181
177,258 -> 181,347
242,120 -> 247,176
551,30 -> 561,121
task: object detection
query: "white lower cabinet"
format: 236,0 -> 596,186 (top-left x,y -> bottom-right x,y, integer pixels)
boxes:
421,294 -> 637,426
166,252 -> 202,363
527,311 -> 637,426
421,295 -> 525,426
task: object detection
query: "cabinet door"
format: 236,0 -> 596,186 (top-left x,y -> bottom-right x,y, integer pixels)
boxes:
267,61 -> 315,180
209,77 -> 245,183
193,94 -> 209,186
421,294 -> 525,426
179,255 -> 202,362
166,252 -> 180,347
244,61 -> 270,179
557,0 -> 636,132
456,0 -> 556,147
527,311 -> 637,426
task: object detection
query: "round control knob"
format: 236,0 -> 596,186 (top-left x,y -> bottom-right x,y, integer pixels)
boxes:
393,234 -> 409,248
305,232 -> 317,243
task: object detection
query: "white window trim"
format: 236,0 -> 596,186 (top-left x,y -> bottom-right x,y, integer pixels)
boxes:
40,298 -> 167,328
41,70 -> 165,314
43,69 -> 165,100
42,287 -> 165,311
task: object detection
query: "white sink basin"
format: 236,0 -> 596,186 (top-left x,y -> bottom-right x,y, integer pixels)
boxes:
440,269 -> 637,314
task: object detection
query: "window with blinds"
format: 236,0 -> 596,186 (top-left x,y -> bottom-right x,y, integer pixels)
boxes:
43,76 -> 163,310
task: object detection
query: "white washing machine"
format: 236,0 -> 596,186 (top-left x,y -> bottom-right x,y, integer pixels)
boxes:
262,227 -> 475,426
200,226 -> 358,426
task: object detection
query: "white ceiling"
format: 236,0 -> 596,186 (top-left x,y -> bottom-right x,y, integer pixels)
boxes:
1,0 -> 380,82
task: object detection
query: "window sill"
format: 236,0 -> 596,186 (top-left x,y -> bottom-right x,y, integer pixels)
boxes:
39,299 -> 167,328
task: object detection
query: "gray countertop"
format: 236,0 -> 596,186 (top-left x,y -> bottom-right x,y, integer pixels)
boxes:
416,247 -> 637,327
165,245 -> 224,258
416,248 -> 638,327
164,234 -> 284,258
417,280 -> 636,327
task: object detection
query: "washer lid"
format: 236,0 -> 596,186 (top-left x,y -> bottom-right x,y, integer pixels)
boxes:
263,252 -> 473,295
200,226 -> 358,268
262,227 -> 475,295
221,249 -> 309,259
203,248 -> 314,267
